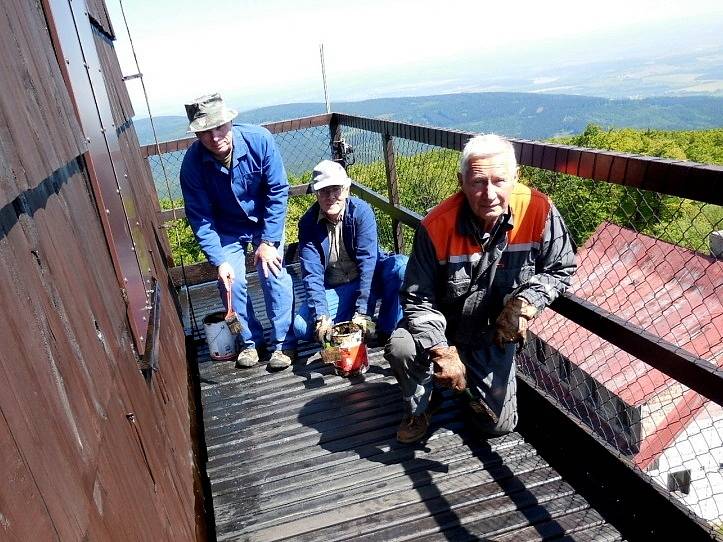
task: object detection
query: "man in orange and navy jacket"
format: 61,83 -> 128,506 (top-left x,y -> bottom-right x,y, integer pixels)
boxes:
385,134 -> 576,444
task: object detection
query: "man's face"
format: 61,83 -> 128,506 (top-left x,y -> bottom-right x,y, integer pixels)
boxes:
316,184 -> 349,219
459,155 -> 517,229
196,122 -> 233,159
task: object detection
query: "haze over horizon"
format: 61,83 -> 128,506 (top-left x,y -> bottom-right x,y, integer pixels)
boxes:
108,0 -> 723,119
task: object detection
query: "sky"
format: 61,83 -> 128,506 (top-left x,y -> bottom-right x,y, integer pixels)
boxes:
106,0 -> 723,117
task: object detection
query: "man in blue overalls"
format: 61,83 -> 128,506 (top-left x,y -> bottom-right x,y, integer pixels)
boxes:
180,93 -> 295,370
294,160 -> 407,346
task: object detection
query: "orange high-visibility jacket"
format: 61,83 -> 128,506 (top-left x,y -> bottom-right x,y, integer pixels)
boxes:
402,185 -> 576,349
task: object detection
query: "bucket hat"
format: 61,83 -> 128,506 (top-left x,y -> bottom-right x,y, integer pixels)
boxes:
185,93 -> 238,133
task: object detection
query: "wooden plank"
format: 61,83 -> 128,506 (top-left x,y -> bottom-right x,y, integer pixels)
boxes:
350,182 -> 423,228
0,407 -> 58,540
169,242 -> 301,286
382,133 -> 405,252
0,0 -> 86,207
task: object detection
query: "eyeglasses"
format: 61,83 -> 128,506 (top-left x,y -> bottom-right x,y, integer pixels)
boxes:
317,186 -> 344,197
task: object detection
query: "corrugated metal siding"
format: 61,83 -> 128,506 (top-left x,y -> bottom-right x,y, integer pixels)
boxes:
193,268 -> 624,541
0,1 -> 197,540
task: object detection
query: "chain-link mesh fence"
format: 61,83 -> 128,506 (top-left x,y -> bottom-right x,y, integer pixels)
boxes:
145,117 -> 723,530
148,125 -> 333,264
337,120 -> 723,529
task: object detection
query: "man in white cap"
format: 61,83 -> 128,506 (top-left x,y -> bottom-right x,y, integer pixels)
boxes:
180,93 -> 295,369
294,159 -> 408,346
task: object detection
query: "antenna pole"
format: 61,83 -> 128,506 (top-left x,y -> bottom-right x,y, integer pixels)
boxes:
320,43 -> 330,114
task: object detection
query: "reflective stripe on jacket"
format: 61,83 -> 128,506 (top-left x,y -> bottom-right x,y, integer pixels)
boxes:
402,184 -> 576,349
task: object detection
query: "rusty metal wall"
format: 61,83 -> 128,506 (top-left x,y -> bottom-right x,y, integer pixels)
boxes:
0,1 -> 197,540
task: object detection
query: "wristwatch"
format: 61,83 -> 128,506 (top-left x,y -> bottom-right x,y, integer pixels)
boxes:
260,239 -> 278,248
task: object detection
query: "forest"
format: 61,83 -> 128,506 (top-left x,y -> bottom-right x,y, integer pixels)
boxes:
161,125 -> 723,266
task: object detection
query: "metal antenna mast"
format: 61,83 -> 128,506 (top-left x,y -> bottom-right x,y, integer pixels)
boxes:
320,43 -> 330,114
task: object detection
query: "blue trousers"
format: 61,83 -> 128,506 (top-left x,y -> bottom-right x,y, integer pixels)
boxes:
294,254 -> 408,341
218,240 -> 295,351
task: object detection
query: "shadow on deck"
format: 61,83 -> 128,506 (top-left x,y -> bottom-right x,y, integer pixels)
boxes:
186,267 -> 624,541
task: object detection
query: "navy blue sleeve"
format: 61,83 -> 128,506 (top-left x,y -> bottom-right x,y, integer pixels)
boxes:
298,211 -> 328,320
353,201 -> 379,315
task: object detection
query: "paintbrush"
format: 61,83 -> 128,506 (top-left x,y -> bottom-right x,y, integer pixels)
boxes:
223,278 -> 242,335
460,388 -> 499,425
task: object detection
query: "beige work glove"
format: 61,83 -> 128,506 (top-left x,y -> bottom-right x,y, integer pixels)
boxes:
352,313 -> 375,338
430,345 -> 467,392
314,315 -> 333,344
494,297 -> 538,348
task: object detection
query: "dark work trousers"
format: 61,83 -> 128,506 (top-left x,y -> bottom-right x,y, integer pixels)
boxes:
385,325 -> 518,435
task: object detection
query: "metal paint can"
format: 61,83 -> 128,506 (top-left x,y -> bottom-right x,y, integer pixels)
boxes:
330,321 -> 368,377
203,311 -> 237,361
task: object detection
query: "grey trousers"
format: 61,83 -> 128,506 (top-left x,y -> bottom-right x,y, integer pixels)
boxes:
384,326 -> 518,435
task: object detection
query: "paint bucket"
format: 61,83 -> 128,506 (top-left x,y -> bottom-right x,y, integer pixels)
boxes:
329,321 -> 368,377
203,311 -> 237,361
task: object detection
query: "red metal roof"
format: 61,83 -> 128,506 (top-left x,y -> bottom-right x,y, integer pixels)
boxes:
531,222 -> 723,466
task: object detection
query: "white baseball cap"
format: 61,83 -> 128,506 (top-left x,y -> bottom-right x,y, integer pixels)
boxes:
311,160 -> 352,191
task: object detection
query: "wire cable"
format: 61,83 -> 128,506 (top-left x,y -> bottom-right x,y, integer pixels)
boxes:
117,0 -> 201,339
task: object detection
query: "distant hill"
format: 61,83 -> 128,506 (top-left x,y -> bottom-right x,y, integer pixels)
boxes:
134,92 -> 723,145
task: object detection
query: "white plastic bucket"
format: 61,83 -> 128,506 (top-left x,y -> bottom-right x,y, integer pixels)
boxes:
203,311 -> 237,361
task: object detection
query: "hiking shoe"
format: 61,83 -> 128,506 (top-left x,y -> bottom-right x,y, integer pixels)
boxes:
268,349 -> 294,370
235,348 -> 259,368
396,412 -> 431,444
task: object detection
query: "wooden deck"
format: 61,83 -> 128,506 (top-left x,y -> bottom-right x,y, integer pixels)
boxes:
187,268 -> 625,541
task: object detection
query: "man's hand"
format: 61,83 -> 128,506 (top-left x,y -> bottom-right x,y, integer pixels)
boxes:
430,345 -> 467,392
218,262 -> 234,288
314,315 -> 333,344
254,242 -> 282,279
352,313 -> 375,338
494,297 -> 538,348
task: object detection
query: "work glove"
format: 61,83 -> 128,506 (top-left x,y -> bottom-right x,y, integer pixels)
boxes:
494,297 -> 538,348
314,315 -> 333,345
429,345 -> 467,392
352,313 -> 375,338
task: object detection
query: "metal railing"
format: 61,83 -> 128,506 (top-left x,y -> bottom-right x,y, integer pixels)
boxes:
144,112 -> 723,533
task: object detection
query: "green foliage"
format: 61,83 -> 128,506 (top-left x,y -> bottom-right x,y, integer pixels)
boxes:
160,125 -> 723,265
158,198 -> 205,265
536,125 -> 723,250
